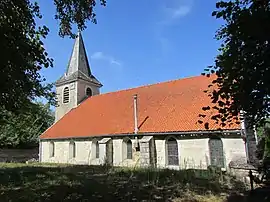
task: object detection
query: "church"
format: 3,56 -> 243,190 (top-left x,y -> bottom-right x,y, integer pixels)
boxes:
39,33 -> 257,169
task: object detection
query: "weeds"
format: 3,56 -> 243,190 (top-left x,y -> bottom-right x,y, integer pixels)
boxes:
0,163 -> 250,202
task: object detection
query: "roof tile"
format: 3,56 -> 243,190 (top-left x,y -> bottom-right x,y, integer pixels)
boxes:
40,75 -> 240,139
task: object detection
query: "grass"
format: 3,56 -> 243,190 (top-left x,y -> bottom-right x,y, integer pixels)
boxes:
0,162 -> 267,202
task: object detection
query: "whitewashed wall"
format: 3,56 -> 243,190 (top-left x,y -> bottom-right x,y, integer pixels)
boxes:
112,138 -> 140,167
155,138 -> 209,169
40,136 -> 247,169
155,137 -> 246,170
41,140 -> 93,165
223,138 -> 247,166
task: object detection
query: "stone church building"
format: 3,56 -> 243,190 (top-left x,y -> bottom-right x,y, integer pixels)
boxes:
39,33 -> 257,169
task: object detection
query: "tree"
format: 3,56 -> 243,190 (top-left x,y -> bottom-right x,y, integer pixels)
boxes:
0,101 -> 54,148
201,0 -> 270,129
0,0 -> 106,114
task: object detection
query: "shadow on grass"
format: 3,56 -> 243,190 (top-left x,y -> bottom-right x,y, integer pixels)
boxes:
0,163 -> 267,202
225,186 -> 270,202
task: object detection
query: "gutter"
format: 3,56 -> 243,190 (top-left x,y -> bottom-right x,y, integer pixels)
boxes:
39,129 -> 242,141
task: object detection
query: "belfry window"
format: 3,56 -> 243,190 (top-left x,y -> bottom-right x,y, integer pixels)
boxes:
86,87 -> 92,97
63,87 -> 70,103
166,137 -> 179,166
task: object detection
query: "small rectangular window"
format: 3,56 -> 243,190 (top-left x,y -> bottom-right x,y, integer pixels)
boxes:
69,142 -> 76,159
49,142 -> 55,157
96,143 -> 99,158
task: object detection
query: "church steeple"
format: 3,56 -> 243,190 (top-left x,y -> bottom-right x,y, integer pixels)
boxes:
66,32 -> 91,77
54,32 -> 102,122
56,32 -> 102,87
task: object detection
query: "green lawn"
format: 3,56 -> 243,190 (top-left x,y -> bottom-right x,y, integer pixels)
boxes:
0,163 -> 265,202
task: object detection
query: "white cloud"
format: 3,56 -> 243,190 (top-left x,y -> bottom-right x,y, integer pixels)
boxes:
91,51 -> 104,60
160,0 -> 193,24
91,51 -> 122,66
170,5 -> 191,19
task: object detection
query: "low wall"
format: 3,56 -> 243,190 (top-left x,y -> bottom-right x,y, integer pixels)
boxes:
0,148 -> 38,163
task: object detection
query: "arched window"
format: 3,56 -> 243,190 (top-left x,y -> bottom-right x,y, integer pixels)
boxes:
86,87 -> 92,97
166,137 -> 179,166
49,142 -> 55,157
209,137 -> 225,168
69,141 -> 76,158
63,87 -> 70,103
96,142 -> 99,158
91,140 -> 99,159
127,139 -> 132,159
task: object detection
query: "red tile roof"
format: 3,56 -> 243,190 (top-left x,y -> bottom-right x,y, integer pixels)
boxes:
40,75 -> 240,139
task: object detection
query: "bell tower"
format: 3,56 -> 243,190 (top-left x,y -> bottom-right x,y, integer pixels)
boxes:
54,32 -> 102,122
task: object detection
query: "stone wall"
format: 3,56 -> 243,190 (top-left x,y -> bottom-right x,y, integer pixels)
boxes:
245,128 -> 258,164
0,148 -> 38,163
41,140 -> 93,165
55,80 -> 101,122
55,82 -> 78,122
40,135 -> 247,170
112,138 -> 140,167
223,138 -> 247,167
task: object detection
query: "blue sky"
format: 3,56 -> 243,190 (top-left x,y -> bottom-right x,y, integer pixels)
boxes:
38,0 -> 222,94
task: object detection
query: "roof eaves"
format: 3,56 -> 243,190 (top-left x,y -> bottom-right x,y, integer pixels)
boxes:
39,129 -> 241,141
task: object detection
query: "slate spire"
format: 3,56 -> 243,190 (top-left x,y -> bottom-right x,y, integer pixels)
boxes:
66,32 -> 91,76
56,32 -> 102,87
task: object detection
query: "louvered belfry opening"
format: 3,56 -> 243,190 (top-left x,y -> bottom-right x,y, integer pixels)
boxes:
63,87 -> 70,103
86,87 -> 92,97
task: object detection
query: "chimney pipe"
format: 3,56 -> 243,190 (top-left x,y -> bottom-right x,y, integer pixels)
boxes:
133,94 -> 138,134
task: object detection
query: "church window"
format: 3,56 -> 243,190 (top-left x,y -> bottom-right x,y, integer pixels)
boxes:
92,140 -> 99,159
69,141 -> 76,158
49,142 -> 55,157
63,87 -> 70,103
127,139 -> 132,159
96,142 -> 99,158
166,137 -> 179,166
86,87 -> 92,97
209,137 -> 225,168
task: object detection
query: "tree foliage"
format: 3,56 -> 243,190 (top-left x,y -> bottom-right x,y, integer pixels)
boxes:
54,0 -> 106,37
0,102 -> 54,149
0,0 -> 106,115
0,0 -> 54,113
201,0 -> 270,128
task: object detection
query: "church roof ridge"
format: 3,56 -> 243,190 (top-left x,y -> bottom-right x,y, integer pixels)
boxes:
97,74 -> 207,97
